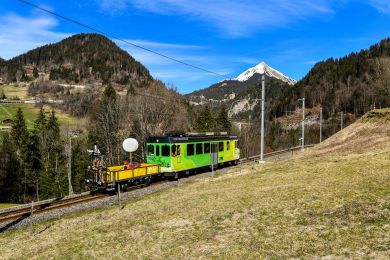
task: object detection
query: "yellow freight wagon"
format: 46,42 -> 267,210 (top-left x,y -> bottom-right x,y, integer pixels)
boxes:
87,163 -> 160,191
106,163 -> 160,183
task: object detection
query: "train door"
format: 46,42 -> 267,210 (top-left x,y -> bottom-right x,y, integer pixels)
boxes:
172,144 -> 181,164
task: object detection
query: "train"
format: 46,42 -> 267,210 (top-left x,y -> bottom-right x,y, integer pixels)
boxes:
86,132 -> 240,191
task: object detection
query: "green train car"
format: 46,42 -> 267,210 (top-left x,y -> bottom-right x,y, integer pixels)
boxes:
146,132 -> 240,177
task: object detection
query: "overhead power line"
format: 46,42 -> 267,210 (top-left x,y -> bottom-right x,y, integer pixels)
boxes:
16,0 -> 231,80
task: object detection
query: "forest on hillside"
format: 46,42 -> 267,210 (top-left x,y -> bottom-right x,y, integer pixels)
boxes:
296,38 -> 390,117
0,34 -> 151,85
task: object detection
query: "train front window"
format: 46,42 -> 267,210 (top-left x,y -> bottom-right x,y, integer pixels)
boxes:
172,144 -> 181,156
226,141 -> 230,150
204,143 -> 210,153
147,144 -> 154,155
219,142 -> 224,152
162,145 -> 170,157
196,143 -> 203,155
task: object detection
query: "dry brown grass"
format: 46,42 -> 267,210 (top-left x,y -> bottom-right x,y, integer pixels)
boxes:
304,108 -> 390,157
0,110 -> 389,259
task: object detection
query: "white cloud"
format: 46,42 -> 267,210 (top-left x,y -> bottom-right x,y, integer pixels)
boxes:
98,0 -> 335,37
98,0 -> 128,14
368,0 -> 390,13
0,14 -> 69,59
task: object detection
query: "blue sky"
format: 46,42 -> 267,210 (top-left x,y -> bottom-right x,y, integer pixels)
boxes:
1,0 -> 390,93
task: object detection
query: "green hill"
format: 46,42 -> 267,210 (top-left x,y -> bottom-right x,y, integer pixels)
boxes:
0,33 -> 151,85
1,109 -> 389,258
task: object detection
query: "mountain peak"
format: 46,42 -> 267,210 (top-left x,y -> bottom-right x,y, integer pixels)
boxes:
235,61 -> 296,85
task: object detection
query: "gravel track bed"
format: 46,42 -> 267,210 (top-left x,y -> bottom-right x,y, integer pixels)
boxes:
0,166 -> 235,233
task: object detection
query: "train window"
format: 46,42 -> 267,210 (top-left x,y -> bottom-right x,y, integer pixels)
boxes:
156,145 -> 160,156
187,144 -> 194,156
204,143 -> 210,153
226,141 -> 230,150
196,143 -> 203,155
219,142 -> 224,152
147,145 -> 154,155
162,145 -> 170,157
235,140 -> 238,148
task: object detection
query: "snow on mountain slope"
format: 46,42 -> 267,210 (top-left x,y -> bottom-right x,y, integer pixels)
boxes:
235,61 -> 296,85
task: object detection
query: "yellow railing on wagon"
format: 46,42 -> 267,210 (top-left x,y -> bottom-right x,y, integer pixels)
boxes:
106,163 -> 160,182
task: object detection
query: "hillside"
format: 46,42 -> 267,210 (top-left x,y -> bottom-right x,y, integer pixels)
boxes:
188,38 -> 390,123
297,38 -> 390,117
1,109 -> 389,258
0,33 -> 151,85
306,108 -> 390,156
186,75 -> 293,120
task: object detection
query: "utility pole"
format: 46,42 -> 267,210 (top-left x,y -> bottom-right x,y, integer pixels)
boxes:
298,98 -> 305,150
260,74 -> 265,163
320,107 -> 323,143
67,133 -> 77,196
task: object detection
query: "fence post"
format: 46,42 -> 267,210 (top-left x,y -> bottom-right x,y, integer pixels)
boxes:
117,184 -> 121,210
30,200 -> 34,236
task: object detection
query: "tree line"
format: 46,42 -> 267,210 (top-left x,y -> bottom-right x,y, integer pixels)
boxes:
0,108 -> 88,203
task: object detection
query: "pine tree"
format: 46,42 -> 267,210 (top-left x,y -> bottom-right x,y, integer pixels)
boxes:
33,67 -> 39,78
11,108 -> 30,202
216,106 -> 231,132
46,110 -> 64,197
34,107 -> 46,133
103,83 -> 117,102
11,108 -> 29,156
0,133 -> 20,202
70,139 -> 89,193
194,106 -> 215,132
26,131 -> 42,201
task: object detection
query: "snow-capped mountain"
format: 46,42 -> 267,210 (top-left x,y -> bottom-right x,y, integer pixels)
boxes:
235,61 -> 296,85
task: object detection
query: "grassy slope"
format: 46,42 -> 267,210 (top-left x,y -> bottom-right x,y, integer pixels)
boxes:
1,85 -> 29,99
0,103 -> 85,129
0,85 -> 85,129
0,110 -> 389,259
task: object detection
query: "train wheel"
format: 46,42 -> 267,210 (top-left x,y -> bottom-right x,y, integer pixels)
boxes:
146,177 -> 151,185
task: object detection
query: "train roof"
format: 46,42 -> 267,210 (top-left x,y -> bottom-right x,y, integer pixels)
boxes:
147,132 -> 238,144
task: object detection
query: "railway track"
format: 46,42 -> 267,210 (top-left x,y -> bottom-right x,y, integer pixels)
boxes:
239,145 -> 313,164
0,180 -> 171,225
0,193 -> 108,224
0,145 -> 313,226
